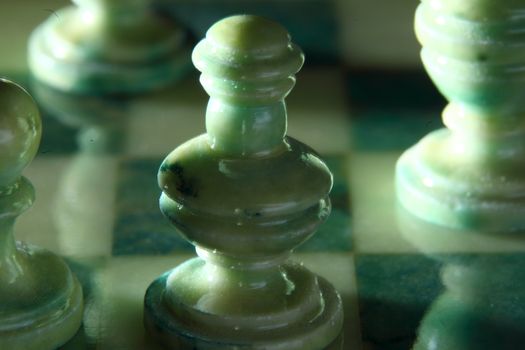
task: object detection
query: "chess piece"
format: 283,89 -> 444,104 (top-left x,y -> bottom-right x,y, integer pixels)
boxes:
28,0 -> 191,94
397,208 -> 525,350
0,79 -> 83,349
144,15 -> 344,349
396,1 -> 525,230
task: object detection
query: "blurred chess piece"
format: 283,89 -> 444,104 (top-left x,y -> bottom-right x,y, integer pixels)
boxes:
28,0 -> 191,94
0,79 -> 83,349
144,15 -> 344,349
398,207 -> 525,350
396,0 -> 525,231
31,80 -> 126,258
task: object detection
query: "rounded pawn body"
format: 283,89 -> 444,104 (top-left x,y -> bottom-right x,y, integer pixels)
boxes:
28,0 -> 191,94
144,15 -> 343,349
0,80 -> 83,349
396,0 -> 525,231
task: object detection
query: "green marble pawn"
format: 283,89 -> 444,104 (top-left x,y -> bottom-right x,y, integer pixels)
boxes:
144,15 -> 344,349
396,0 -> 525,231
0,79 -> 83,349
28,0 -> 191,94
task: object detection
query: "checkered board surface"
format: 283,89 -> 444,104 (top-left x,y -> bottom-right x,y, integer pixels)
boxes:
3,1 -> 525,350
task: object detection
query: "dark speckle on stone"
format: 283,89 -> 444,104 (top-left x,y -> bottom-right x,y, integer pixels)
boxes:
244,209 -> 262,218
159,162 -> 169,172
165,162 -> 198,198
477,53 -> 488,62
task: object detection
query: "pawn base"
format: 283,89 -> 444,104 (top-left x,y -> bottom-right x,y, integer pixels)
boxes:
144,260 -> 343,350
0,244 -> 83,350
396,128 -> 525,231
28,7 -> 191,95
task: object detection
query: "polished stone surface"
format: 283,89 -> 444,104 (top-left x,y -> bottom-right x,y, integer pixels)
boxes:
0,79 -> 83,350
396,0 -> 525,231
144,15 -> 343,349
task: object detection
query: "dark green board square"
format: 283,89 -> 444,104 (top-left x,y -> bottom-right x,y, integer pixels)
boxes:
346,70 -> 446,110
355,254 -> 442,350
352,110 -> 442,152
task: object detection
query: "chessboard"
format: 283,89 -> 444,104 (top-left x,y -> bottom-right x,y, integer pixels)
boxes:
3,1 -> 525,350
